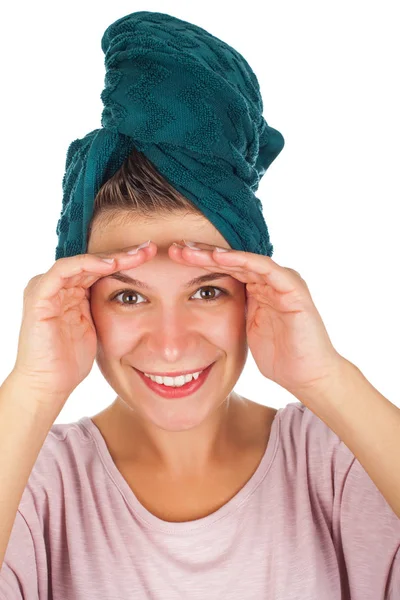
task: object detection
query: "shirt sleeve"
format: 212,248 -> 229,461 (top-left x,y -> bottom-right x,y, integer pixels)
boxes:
0,509 -> 39,599
387,546 -> 400,600
332,442 -> 400,599
0,471 -> 51,600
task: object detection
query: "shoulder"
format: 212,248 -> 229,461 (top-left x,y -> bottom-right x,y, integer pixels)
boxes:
18,418 -> 95,515
276,401 -> 400,530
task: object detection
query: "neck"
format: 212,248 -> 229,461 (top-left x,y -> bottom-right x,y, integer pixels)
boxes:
100,392 -> 249,478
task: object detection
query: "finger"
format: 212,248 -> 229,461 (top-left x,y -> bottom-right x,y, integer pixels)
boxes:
59,243 -> 158,291
169,244 -> 265,284
203,264 -> 263,285
34,255 -> 115,300
35,251 -> 145,301
61,254 -> 142,291
212,250 -> 297,293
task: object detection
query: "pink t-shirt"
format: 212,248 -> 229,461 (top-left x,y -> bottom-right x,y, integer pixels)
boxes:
1,400 -> 399,599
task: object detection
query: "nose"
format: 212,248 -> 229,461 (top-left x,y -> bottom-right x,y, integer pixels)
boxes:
145,306 -> 201,358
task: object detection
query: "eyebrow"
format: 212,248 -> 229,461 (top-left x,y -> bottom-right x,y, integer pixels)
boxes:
105,271 -> 233,291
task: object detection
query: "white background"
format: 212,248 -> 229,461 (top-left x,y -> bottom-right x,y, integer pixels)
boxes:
0,1 -> 399,424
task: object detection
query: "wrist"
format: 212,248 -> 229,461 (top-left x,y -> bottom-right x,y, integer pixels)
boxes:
1,371 -> 66,424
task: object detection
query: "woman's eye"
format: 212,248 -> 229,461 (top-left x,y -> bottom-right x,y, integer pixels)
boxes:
192,286 -> 225,302
110,286 -> 226,308
112,290 -> 143,306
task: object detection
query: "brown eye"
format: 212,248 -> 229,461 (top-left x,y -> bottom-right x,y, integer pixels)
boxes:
111,290 -> 144,307
192,286 -> 226,302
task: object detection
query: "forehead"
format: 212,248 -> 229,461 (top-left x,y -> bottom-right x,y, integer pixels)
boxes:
87,212 -> 228,254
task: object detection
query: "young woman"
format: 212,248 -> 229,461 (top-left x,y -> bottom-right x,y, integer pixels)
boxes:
0,145 -> 399,599
1,10 -> 399,600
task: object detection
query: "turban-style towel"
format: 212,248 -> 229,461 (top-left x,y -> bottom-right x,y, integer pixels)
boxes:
56,11 -> 285,260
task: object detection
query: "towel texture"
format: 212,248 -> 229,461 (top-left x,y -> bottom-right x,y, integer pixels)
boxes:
55,11 -> 285,260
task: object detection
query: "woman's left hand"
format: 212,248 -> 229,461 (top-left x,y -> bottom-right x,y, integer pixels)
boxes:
169,241 -> 345,396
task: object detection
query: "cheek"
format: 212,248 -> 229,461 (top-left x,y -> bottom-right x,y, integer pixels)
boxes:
209,305 -> 247,346
101,324 -> 138,355
90,300 -> 138,354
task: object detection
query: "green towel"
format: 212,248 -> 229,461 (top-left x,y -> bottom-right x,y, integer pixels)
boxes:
56,11 -> 285,260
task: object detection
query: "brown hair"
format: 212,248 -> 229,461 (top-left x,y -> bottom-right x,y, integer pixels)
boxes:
86,145 -> 203,245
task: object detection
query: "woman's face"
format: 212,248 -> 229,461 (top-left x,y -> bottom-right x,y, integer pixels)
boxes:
87,212 -> 248,431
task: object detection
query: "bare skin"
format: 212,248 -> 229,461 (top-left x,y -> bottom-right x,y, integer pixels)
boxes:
87,211 -> 278,521
92,394 -> 277,522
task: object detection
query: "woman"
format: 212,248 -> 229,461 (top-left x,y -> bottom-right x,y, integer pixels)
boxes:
0,10 -> 399,600
86,146 -> 279,524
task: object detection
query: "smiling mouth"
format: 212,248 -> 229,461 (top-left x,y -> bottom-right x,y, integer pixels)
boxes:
134,362 -> 216,398
134,362 -> 215,377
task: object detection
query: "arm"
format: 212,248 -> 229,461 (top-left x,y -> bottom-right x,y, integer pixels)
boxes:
295,357 -> 400,520
0,373 -> 57,570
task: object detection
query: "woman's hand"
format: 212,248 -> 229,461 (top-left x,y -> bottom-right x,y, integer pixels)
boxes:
169,241 -> 345,396
11,242 -> 155,415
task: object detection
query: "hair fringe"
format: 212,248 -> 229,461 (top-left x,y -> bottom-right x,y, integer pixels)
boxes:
86,146 -> 202,245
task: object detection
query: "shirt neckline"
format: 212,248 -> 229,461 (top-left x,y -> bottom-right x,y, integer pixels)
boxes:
78,408 -> 282,534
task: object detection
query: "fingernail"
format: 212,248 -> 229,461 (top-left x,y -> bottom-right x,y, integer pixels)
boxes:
183,240 -> 201,250
172,242 -> 185,248
215,246 -> 229,252
127,240 -> 151,254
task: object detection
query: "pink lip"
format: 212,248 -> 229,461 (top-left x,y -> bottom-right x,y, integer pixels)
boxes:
133,362 -> 215,399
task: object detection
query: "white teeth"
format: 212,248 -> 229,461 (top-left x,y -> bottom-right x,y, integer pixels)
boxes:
143,370 -> 203,387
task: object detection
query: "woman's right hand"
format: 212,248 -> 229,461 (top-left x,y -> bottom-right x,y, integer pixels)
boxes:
9,241 -> 156,417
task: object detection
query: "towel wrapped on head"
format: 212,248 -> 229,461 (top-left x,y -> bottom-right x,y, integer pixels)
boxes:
56,10 -> 285,260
